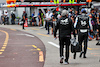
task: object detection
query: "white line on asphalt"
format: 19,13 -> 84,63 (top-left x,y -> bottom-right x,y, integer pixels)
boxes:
25,34 -> 34,37
17,34 -> 34,37
48,42 -> 60,48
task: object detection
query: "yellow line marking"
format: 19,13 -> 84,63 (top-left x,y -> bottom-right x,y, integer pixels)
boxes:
88,47 -> 100,50
39,51 -> 44,62
0,49 -> 5,51
10,29 -> 16,31
32,28 -> 39,30
87,47 -> 92,50
4,42 -> 7,45
0,52 -> 3,54
37,48 -> 41,51
2,47 -> 6,49
37,33 -> 50,37
0,30 -> 9,55
3,45 -> 7,47
32,45 -> 37,48
28,45 -> 44,62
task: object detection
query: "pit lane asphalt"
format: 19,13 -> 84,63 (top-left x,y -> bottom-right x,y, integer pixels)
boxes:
0,27 -> 46,67
0,25 -> 100,67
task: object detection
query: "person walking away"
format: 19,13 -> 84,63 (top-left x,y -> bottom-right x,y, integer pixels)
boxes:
11,11 -> 16,25
45,9 -> 53,34
22,11 -> 27,30
54,10 -> 74,64
74,9 -> 93,58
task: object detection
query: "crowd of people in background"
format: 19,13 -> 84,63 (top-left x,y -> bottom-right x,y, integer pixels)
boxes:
0,8 -> 100,38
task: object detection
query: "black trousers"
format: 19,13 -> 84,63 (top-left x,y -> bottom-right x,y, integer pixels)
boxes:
47,22 -> 53,34
22,20 -> 25,29
59,37 -> 70,62
11,19 -> 15,24
98,25 -> 100,37
78,32 -> 88,55
73,30 -> 76,38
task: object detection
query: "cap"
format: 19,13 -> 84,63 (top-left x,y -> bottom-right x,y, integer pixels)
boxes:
81,8 -> 86,13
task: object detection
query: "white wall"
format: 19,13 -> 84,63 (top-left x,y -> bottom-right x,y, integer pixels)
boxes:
0,0 -> 6,3
16,7 -> 25,18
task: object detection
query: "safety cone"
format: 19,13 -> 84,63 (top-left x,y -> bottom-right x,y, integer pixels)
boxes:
24,18 -> 28,27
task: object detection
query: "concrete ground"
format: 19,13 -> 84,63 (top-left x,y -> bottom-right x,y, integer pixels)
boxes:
0,25 -> 100,67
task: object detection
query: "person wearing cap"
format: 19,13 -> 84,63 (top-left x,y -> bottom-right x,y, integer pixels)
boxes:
54,10 -> 74,64
74,9 -> 93,58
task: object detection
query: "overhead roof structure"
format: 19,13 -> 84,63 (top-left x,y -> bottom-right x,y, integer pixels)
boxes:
1,2 -> 86,8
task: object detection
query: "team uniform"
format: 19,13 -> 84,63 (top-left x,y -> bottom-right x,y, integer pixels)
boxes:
54,15 -> 74,64
74,13 -> 93,58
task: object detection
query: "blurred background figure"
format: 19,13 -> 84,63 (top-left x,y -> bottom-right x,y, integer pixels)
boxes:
32,12 -> 35,17
0,10 -> 3,25
4,10 -> 9,25
22,11 -> 27,29
31,17 -> 37,26
11,11 -> 16,25
38,10 -> 42,26
69,8 -> 74,18
45,9 -> 53,34
57,12 -> 61,19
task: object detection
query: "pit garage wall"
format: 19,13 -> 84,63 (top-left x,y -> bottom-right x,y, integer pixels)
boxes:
16,7 -> 31,18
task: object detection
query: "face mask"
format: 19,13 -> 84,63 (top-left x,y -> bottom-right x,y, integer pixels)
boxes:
48,11 -> 50,13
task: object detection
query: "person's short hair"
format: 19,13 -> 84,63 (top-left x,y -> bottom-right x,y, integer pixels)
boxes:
61,10 -> 68,16
91,8 -> 94,12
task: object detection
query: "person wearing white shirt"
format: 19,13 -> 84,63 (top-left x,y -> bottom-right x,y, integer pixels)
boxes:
45,9 -> 53,34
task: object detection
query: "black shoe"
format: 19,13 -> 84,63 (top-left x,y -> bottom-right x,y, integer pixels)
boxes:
60,56 -> 64,64
83,55 -> 87,58
79,52 -> 83,58
96,42 -> 100,45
